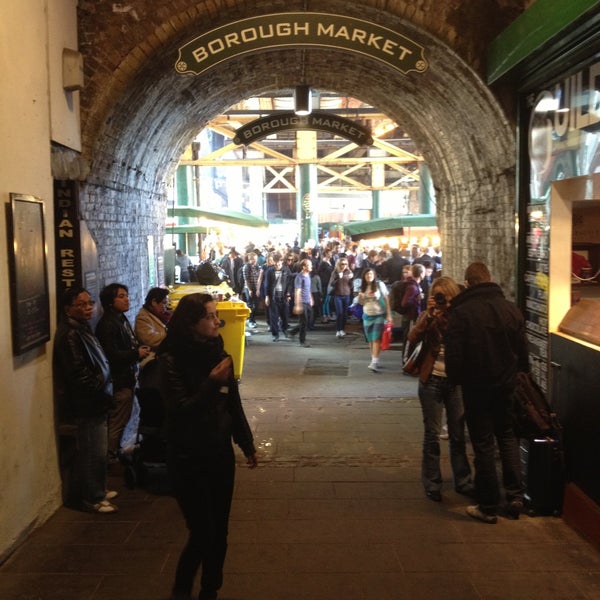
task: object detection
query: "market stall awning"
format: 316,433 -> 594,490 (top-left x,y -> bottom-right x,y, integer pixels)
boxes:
168,206 -> 269,228
344,215 -> 437,240
164,224 -> 211,235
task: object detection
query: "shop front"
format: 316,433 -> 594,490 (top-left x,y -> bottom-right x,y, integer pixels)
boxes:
490,0 -> 600,547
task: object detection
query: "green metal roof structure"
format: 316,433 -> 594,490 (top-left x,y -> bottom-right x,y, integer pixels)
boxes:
343,215 -> 437,240
168,206 -> 269,228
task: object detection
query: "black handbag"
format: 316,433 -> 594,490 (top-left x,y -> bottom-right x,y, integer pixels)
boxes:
402,340 -> 425,376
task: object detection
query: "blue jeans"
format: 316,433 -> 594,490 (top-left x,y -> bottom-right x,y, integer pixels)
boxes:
243,289 -> 258,324
297,302 -> 313,344
333,295 -> 350,331
269,295 -> 289,335
462,384 -> 523,514
77,414 -> 108,505
418,375 -> 472,494
322,294 -> 332,318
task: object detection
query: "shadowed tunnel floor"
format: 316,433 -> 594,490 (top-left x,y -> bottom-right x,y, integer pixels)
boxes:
2,319 -> 599,599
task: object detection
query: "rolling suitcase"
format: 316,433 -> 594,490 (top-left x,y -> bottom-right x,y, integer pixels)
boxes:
520,435 -> 565,516
513,371 -> 565,516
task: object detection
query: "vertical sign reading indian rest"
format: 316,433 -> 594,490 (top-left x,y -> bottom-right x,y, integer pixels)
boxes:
54,180 -> 82,295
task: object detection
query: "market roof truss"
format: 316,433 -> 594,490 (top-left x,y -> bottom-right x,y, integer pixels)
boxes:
179,119 -> 423,193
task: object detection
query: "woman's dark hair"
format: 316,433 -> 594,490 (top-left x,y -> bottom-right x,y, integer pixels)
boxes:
167,293 -> 213,339
144,287 -> 169,308
99,283 -> 128,310
360,268 -> 378,293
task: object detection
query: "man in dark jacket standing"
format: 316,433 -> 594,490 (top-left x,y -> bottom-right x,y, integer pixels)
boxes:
445,262 -> 529,524
53,287 -> 118,513
264,252 -> 293,341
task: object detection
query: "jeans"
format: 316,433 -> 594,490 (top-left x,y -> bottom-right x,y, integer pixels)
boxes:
269,295 -> 289,335
77,414 -> 108,505
333,295 -> 350,331
169,451 -> 235,597
243,289 -> 258,324
297,302 -> 313,344
108,386 -> 134,456
322,294 -> 332,318
462,384 -> 523,514
418,376 -> 472,493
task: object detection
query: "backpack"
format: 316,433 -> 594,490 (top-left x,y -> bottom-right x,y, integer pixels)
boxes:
511,372 -> 558,437
389,280 -> 408,314
234,264 -> 245,292
192,261 -> 222,285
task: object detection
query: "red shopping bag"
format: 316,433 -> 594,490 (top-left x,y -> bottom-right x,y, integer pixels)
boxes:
381,322 -> 392,351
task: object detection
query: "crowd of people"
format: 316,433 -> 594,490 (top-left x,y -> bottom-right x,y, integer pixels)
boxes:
189,237 -> 441,357
53,233 -> 529,599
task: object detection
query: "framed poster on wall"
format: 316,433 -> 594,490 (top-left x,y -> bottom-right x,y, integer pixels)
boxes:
6,193 -> 51,355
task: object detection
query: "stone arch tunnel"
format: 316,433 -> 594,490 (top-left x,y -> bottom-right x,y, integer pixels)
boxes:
76,0 -> 523,299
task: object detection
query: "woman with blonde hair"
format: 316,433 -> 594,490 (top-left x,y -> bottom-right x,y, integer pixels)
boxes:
407,276 -> 473,502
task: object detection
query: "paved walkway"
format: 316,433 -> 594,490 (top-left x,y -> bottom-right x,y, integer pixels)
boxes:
1,319 -> 600,599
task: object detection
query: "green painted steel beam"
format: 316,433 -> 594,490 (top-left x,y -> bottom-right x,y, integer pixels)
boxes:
168,206 -> 269,228
488,0 -> 600,84
164,224 -> 211,235
343,215 -> 437,237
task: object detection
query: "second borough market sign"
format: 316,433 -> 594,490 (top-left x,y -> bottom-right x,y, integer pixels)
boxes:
175,13 -> 429,77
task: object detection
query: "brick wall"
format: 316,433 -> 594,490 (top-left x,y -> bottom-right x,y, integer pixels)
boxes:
77,0 -> 527,304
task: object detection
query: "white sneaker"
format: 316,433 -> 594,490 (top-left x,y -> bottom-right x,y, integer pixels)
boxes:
339,330 -> 346,337
104,490 -> 118,501
84,499 -> 119,514
368,362 -> 380,372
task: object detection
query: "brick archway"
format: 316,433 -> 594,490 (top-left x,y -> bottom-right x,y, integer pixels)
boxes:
78,0 -> 521,298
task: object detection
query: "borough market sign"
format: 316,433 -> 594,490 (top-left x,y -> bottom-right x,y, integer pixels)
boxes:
175,13 -> 428,76
233,111 -> 373,146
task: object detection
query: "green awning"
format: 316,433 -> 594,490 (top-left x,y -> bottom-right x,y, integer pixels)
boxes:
164,224 -> 211,235
344,215 -> 437,240
487,0 -> 600,84
168,206 -> 269,227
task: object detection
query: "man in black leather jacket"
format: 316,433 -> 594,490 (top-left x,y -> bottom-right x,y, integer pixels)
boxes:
445,262 -> 529,524
53,287 -> 117,513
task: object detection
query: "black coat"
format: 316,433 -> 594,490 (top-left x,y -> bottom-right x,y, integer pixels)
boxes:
158,334 -> 255,461
264,265 -> 293,298
220,255 -> 244,293
53,317 -> 113,419
95,310 -> 139,389
444,282 -> 529,388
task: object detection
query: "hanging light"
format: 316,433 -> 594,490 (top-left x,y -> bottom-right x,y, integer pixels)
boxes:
294,85 -> 312,116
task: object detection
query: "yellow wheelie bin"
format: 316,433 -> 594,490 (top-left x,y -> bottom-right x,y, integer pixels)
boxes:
215,300 -> 250,380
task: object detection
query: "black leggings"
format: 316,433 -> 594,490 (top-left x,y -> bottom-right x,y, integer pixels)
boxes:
169,451 -> 235,596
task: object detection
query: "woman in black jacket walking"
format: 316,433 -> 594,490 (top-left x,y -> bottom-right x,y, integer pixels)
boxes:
158,293 -> 257,600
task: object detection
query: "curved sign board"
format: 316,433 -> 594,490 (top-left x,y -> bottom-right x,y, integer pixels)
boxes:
175,13 -> 428,77
233,111 -> 373,146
